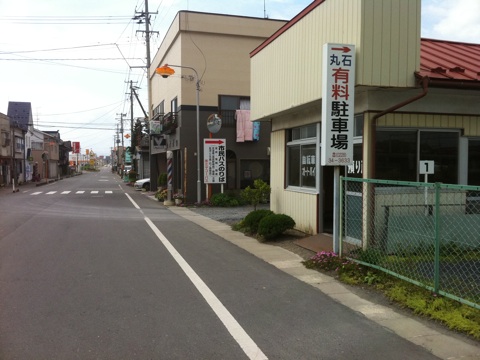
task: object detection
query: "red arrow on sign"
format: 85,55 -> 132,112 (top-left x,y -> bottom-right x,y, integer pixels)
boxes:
205,139 -> 225,144
331,46 -> 351,53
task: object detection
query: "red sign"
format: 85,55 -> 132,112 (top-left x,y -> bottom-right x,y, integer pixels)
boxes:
72,142 -> 80,154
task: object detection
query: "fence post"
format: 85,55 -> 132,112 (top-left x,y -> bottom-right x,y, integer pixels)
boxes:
434,182 -> 441,293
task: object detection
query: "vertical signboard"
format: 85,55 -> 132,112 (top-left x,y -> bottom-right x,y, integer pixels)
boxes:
72,142 -> 80,154
204,139 -> 226,184
321,43 -> 355,166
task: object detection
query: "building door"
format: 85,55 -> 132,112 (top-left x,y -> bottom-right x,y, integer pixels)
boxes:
226,150 -> 236,189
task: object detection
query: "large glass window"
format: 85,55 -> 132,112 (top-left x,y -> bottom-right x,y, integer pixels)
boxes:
287,124 -> 317,189
468,139 -> 480,185
376,130 -> 417,181
376,130 -> 459,184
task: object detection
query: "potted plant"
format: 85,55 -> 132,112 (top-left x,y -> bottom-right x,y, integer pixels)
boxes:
155,189 -> 168,202
173,192 -> 184,205
158,173 -> 167,190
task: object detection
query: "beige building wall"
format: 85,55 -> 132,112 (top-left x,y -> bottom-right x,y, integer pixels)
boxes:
251,0 -> 421,122
151,12 -> 287,111
270,130 -> 318,234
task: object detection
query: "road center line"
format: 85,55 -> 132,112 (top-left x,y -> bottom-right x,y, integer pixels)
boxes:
124,193 -> 267,359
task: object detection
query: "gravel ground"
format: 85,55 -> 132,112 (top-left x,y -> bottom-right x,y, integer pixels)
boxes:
188,204 -> 316,260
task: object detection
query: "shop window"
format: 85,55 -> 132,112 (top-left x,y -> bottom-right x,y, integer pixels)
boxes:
287,124 -> 318,189
376,130 -> 459,184
468,139 -> 480,185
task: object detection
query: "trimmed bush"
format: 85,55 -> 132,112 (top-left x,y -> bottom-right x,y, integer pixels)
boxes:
243,209 -> 274,233
258,214 -> 295,240
210,192 -> 241,207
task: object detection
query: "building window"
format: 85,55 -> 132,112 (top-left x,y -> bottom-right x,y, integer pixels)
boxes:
376,130 -> 459,183
171,98 -> 177,113
153,101 -> 164,120
240,159 -> 269,189
468,139 -> 480,185
287,124 -> 317,189
15,136 -> 23,153
219,95 -> 250,127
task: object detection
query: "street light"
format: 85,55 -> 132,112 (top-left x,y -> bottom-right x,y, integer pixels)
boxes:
156,64 -> 201,204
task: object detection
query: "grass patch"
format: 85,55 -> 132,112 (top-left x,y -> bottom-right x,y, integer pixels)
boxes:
303,252 -> 480,341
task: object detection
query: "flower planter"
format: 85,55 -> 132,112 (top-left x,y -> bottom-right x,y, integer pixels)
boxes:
175,199 -> 183,205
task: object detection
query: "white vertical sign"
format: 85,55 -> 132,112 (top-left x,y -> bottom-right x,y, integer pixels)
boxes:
204,139 -> 226,184
321,43 -> 355,166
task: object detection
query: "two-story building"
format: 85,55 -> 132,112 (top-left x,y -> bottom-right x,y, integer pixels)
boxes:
148,11 -> 288,201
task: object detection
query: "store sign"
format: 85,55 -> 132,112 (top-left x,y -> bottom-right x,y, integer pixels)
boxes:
72,141 -> 80,154
321,43 -> 355,166
204,139 -> 226,184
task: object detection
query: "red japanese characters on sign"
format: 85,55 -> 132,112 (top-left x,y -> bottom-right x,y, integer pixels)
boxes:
321,44 -> 355,166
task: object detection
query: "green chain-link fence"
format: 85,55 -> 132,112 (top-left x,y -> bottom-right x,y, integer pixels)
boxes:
341,177 -> 480,309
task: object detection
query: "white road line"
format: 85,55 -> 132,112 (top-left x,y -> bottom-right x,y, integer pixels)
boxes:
91,191 -> 99,194
31,192 -> 42,195
105,191 -> 113,194
123,193 -> 267,360
46,191 -> 57,195
61,191 -> 71,194
76,191 -> 85,194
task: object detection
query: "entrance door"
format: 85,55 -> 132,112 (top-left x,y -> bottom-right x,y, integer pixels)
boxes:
226,150 -> 236,190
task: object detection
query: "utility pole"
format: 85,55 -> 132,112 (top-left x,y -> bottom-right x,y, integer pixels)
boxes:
130,81 -> 135,172
134,0 -> 158,189
117,113 -> 126,176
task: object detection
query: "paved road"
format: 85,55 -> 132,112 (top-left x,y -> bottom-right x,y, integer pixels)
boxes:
0,169 -> 472,358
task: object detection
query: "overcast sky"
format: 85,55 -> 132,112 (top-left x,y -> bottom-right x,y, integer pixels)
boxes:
0,0 -> 478,157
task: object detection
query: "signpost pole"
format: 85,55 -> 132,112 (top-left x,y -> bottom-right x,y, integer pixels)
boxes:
333,166 -> 341,253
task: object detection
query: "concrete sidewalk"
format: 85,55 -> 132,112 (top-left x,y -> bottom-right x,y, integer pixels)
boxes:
167,205 -> 480,360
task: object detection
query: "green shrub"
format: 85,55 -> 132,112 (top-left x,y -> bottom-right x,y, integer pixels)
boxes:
241,179 -> 271,210
243,209 -> 274,233
158,173 -> 167,188
210,192 -> 240,207
128,170 -> 137,182
257,214 -> 295,240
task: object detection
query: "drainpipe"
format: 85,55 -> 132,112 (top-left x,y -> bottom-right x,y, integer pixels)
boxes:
364,76 -> 429,249
369,76 -> 430,178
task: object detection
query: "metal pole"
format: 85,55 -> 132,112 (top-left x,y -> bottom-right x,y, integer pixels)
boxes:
196,78 -> 201,204
333,166 -> 340,253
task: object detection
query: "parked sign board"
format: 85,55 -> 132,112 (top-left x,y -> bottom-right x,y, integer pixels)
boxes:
204,139 -> 226,184
321,43 -> 355,166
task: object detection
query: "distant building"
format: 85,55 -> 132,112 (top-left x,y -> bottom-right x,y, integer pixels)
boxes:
148,11 -> 287,200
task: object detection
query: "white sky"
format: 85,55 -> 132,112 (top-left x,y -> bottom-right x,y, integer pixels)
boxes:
0,0 -> 478,157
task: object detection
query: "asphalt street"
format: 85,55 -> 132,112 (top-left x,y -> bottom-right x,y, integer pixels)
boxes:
0,168 -> 478,359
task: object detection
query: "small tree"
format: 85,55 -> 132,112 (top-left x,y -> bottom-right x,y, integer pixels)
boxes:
241,179 -> 271,210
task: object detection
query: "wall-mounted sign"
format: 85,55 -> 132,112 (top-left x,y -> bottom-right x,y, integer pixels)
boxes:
204,138 -> 226,184
321,43 -> 355,166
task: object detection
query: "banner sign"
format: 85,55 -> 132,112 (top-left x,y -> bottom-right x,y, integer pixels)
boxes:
204,139 -> 226,184
72,141 -> 80,154
321,43 -> 355,166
